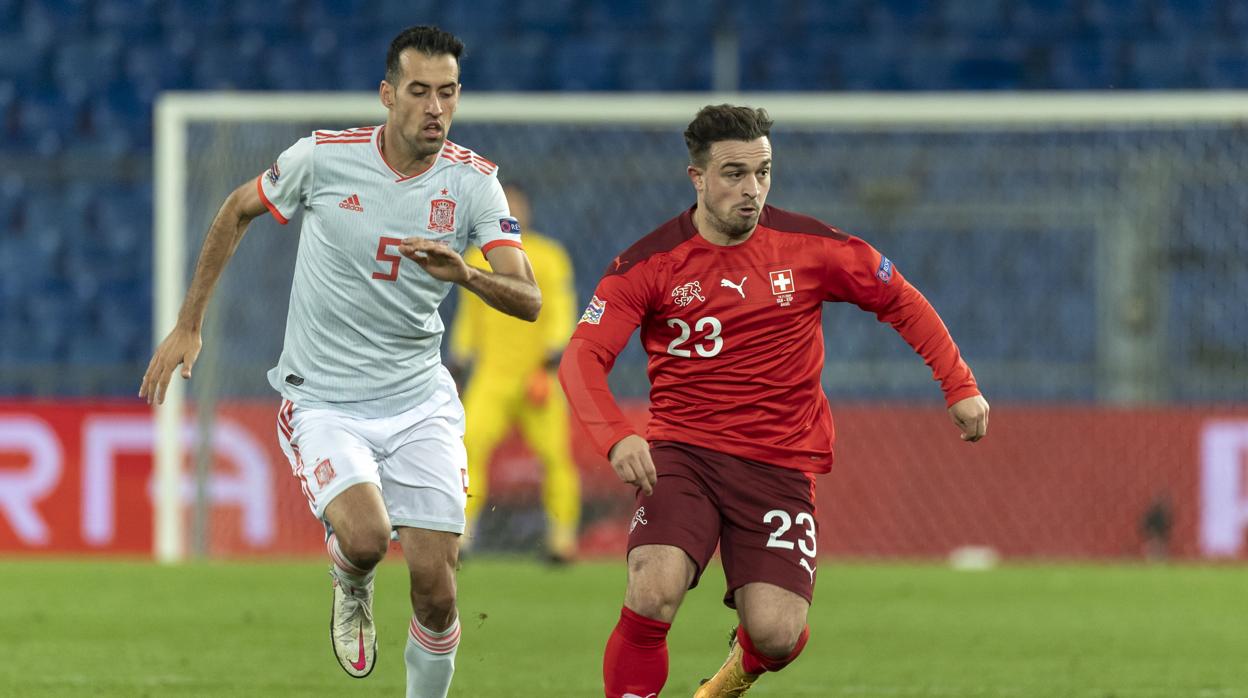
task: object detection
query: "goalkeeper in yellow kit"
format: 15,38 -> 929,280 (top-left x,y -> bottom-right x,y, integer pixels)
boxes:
450,184 -> 581,561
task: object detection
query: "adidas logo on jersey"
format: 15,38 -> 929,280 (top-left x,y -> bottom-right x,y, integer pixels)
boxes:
338,194 -> 363,212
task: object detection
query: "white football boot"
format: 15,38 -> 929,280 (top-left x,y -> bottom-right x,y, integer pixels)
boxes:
329,568 -> 377,678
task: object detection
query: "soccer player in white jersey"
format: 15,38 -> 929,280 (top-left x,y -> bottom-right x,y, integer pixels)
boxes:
139,26 -> 541,697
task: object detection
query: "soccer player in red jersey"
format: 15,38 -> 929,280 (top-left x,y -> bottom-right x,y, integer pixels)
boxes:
558,105 -> 990,698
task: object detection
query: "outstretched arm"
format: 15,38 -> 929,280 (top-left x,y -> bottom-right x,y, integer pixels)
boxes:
876,284 -> 989,442
398,240 -> 542,322
139,178 -> 268,404
559,337 -> 656,494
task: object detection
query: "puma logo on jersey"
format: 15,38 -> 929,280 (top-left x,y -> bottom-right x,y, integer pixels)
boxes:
800,558 -> 816,584
720,275 -> 747,298
338,194 -> 363,212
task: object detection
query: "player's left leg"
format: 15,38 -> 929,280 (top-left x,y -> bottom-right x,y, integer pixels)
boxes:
396,526 -> 461,698
516,378 -> 581,562
693,449 -> 818,697
692,584 -> 810,698
379,367 -> 469,698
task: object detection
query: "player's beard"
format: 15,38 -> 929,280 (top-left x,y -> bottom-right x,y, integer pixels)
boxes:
408,132 -> 445,160
709,205 -> 759,240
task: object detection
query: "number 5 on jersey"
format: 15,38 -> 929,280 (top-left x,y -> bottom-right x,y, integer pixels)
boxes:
372,235 -> 403,282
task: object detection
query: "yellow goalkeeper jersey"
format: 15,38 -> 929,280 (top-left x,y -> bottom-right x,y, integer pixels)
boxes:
451,231 -> 577,374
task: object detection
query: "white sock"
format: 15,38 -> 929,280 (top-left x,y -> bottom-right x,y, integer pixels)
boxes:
405,615 -> 460,698
326,533 -> 375,588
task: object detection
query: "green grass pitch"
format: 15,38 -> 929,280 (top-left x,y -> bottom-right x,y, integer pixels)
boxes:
2,558 -> 1246,696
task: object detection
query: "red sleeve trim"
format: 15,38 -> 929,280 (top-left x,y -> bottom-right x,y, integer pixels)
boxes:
481,239 -> 524,255
256,175 -> 289,225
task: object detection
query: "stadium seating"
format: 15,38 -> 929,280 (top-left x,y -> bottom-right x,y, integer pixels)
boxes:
2,0 -> 1245,398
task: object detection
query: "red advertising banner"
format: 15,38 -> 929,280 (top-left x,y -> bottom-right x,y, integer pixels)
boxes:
1,401 -> 1246,560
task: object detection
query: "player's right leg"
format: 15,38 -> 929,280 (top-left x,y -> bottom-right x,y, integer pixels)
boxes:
604,442 -> 722,698
276,400 -> 389,678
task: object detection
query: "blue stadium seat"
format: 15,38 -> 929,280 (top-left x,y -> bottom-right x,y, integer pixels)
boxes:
0,0 -> 19,25
619,37 -> 711,91
948,41 -> 1027,90
22,0 -> 91,33
193,36 -> 267,90
513,0 -> 576,32
1126,40 -> 1196,88
334,32 -> 392,90
796,0 -> 869,34
160,0 -> 231,34
14,92 -> 85,156
898,39 -> 960,90
552,37 -> 622,91
941,0 -> 1010,37
371,0 -> 440,27
0,34 -> 51,90
1228,1 -> 1248,36
95,187 -> 150,276
831,38 -> 914,90
259,40 -> 332,91
94,0 -> 162,41
82,90 -> 149,158
54,38 -> 125,99
579,0 -> 651,30
1049,39 -> 1125,89
125,41 -> 193,101
651,0 -> 716,30
1194,41 -> 1248,88
231,0 -> 302,37
865,0 -> 941,37
1012,0 -> 1084,37
728,0 -> 805,36
741,36 -> 839,91
439,0 -> 514,32
1153,0 -> 1223,34
466,35 -> 552,91
1083,0 -> 1156,38
302,0 -> 376,33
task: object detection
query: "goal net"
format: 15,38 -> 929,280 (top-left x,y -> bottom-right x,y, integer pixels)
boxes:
153,92 -> 1248,562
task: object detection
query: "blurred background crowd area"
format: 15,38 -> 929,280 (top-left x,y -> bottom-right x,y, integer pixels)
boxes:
1,0 -> 1246,402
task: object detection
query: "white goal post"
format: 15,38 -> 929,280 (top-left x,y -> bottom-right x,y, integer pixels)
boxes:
153,90 -> 1248,562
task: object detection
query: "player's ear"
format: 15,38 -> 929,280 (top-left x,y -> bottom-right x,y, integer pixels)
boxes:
379,80 -> 394,109
687,165 -> 704,192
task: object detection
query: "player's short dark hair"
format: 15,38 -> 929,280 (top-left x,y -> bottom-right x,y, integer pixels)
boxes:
385,25 -> 465,85
684,105 -> 774,167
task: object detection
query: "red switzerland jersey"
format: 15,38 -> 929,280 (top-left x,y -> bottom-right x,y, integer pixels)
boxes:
560,204 -> 980,473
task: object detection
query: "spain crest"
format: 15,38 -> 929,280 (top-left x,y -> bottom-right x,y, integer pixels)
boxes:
427,198 -> 457,233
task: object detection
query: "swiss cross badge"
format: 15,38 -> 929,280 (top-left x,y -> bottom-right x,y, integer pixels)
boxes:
427,198 -> 457,233
770,269 -> 795,307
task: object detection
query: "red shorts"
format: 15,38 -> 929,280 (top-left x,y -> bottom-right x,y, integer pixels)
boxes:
627,441 -> 819,608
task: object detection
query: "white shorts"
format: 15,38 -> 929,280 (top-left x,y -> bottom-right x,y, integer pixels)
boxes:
275,371 -> 469,534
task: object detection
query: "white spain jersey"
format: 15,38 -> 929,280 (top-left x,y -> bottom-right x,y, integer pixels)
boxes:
257,125 -> 522,418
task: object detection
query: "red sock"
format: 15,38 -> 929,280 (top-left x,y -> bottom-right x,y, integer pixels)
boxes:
603,606 -> 671,698
738,625 -> 810,675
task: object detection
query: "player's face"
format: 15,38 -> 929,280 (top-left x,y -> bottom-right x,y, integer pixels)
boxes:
690,137 -> 772,240
382,49 -> 460,160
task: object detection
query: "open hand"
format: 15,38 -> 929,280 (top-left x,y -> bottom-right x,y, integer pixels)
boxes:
398,238 -> 472,284
139,327 -> 202,405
